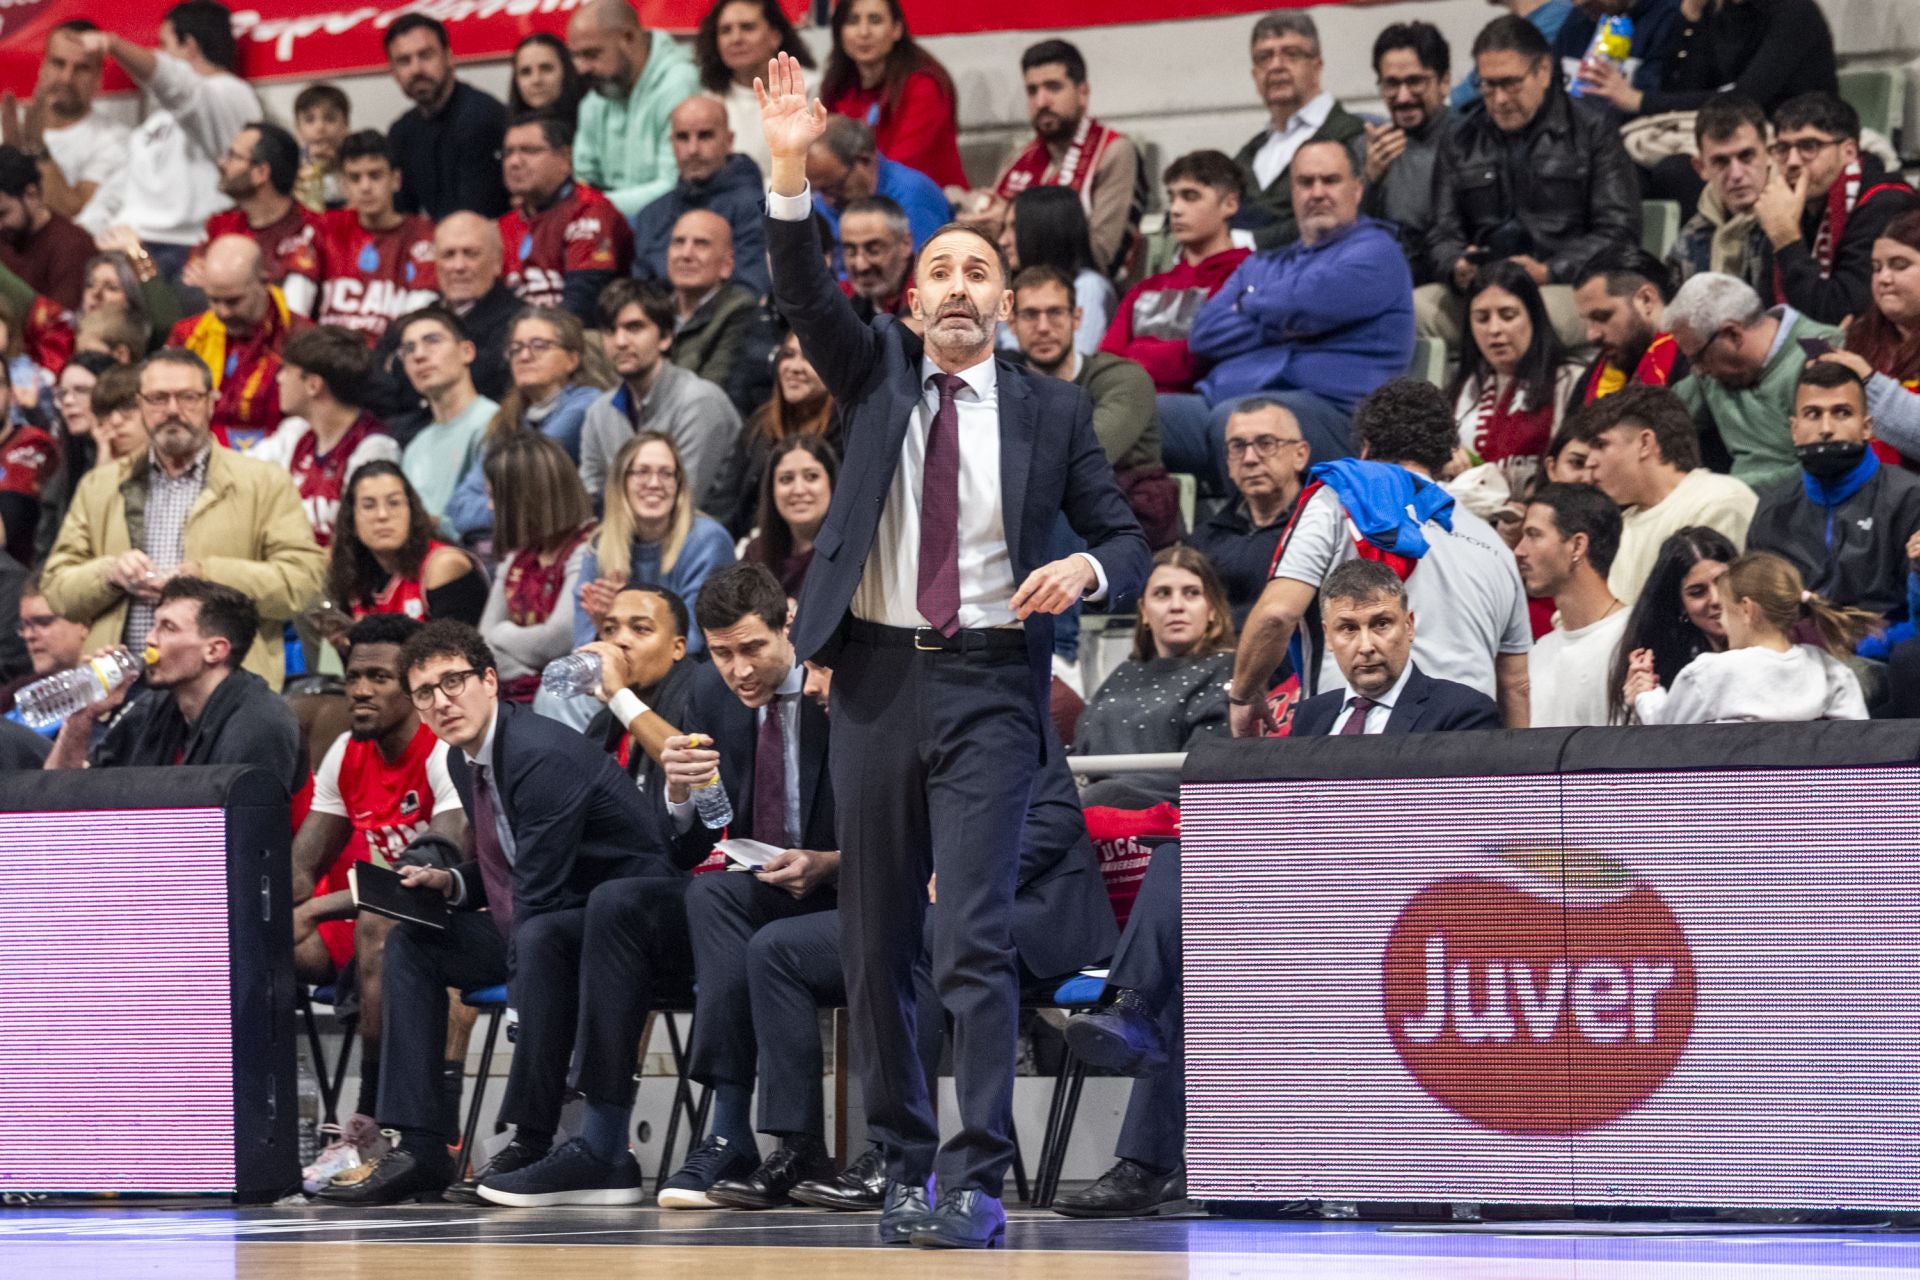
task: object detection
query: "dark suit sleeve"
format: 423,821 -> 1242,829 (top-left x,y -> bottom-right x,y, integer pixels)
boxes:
1059,390 -> 1151,605
1290,692 -> 1337,738
501,738 -> 601,918
766,211 -> 883,406
1434,686 -> 1502,732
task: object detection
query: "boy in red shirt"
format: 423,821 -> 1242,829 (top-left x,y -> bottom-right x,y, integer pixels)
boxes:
318,131 -> 438,343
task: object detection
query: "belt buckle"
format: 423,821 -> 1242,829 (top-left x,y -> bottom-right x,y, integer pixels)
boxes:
913,626 -> 946,652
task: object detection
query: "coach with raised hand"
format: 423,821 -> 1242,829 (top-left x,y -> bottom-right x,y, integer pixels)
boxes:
755,54 -> 1148,1250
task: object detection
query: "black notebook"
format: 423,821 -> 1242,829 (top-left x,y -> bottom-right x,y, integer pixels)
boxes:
349,861 -> 450,931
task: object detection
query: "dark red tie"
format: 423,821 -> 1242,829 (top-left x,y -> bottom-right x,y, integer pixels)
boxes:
752,697 -> 790,848
470,763 -> 514,937
918,372 -> 967,637
1337,695 -> 1377,736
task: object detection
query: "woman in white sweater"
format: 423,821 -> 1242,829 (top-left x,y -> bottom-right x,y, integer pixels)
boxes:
1626,552 -> 1874,724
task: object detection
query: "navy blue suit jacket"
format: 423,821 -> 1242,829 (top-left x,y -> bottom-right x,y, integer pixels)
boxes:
767,211 -> 1151,713
445,701 -> 677,929
1290,665 -> 1501,737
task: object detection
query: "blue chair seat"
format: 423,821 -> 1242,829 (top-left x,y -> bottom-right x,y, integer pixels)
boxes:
309,985 -> 340,1006
463,984 -> 509,1008
1050,973 -> 1106,1006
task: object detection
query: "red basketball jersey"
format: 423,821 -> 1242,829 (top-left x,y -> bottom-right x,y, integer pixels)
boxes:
197,205 -> 324,288
310,722 -> 459,870
317,210 -> 439,342
499,181 -> 633,308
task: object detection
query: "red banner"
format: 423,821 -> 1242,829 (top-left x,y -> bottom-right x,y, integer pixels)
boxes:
0,0 -> 1303,97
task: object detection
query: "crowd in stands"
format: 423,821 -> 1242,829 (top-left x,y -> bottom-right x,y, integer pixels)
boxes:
1,0 -> 1916,1226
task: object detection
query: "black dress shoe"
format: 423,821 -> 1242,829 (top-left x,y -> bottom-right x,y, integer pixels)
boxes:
1064,989 -> 1167,1077
1053,1159 -> 1186,1219
791,1145 -> 887,1211
877,1178 -> 933,1245
314,1147 -> 453,1205
708,1140 -> 835,1210
909,1187 -> 1006,1249
442,1139 -> 550,1205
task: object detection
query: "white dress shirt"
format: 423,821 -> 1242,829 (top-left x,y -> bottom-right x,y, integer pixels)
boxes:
1328,662 -> 1415,736
1251,91 -> 1335,191
664,664 -> 806,837
449,705 -> 509,905
767,183 -> 1108,627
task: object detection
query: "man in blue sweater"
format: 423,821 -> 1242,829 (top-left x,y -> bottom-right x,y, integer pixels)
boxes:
1157,139 -> 1413,489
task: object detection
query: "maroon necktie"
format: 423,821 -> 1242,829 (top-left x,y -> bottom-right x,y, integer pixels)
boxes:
917,373 -> 967,637
470,763 -> 514,937
1337,695 -> 1377,736
752,697 -> 790,848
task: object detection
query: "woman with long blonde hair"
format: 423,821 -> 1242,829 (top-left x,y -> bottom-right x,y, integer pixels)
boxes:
1625,551 -> 1874,723
572,431 -> 734,651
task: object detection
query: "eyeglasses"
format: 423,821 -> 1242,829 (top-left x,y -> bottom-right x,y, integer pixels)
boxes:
407,667 -> 483,708
1226,434 -> 1306,459
507,337 -> 564,359
1684,326 -> 1733,366
1481,72 -> 1538,96
14,613 -> 58,636
1768,135 -> 1843,162
625,465 -> 678,485
54,385 -> 91,402
139,390 -> 210,410
1014,306 -> 1073,325
1254,44 -> 1318,66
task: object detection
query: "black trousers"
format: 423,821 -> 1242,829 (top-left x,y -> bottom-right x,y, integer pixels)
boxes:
1109,841 -> 1184,1172
830,634 -> 1038,1196
377,912 -> 509,1134
569,874 -> 695,1108
683,870 -> 835,1093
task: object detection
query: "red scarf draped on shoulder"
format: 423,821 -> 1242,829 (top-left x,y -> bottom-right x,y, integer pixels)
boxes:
498,523 -> 597,703
994,115 -> 1118,205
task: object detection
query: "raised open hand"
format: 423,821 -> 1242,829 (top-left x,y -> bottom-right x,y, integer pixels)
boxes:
754,51 -> 827,161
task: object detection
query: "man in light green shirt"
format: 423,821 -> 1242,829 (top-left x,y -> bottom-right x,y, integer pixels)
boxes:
566,0 -> 702,219
394,307 -> 496,536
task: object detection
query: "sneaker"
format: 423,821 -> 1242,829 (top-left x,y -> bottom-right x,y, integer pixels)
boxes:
657,1135 -> 757,1209
443,1138 -> 550,1206
478,1137 -> 645,1208
302,1115 -> 392,1194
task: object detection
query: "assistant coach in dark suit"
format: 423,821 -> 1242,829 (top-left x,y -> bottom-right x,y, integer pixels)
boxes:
319,620 -> 671,1205
755,55 -> 1150,1249
1289,558 -> 1502,736
1054,557 -> 1492,1221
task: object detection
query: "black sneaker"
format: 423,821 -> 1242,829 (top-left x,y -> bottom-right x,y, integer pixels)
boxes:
443,1139 -> 550,1205
657,1135 -> 757,1209
477,1137 -> 645,1207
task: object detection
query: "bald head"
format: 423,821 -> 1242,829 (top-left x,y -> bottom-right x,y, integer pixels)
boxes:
667,209 -> 734,299
671,95 -> 733,185
434,211 -> 503,304
568,0 -> 646,99
201,235 -> 270,336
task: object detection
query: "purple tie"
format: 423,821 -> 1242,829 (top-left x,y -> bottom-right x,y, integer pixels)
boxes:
1337,695 -> 1377,736
470,764 -> 514,937
752,697 -> 790,848
918,372 -> 967,636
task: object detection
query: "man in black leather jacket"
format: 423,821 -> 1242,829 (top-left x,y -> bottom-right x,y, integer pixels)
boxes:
1417,15 -> 1640,351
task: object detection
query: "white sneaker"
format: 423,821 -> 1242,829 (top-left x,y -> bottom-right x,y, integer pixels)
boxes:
302,1114 -> 391,1194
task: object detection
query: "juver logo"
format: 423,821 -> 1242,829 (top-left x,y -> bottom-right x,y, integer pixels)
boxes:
1381,861 -> 1696,1135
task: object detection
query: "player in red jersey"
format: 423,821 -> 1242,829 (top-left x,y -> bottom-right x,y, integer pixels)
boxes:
497,112 -> 632,318
318,130 -> 438,344
191,122 -> 325,316
0,372 -> 59,566
291,614 -> 468,1190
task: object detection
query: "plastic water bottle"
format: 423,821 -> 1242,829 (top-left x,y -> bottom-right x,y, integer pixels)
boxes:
692,753 -> 733,831
541,650 -> 603,698
1571,15 -> 1632,98
296,1062 -> 322,1168
14,646 -> 146,729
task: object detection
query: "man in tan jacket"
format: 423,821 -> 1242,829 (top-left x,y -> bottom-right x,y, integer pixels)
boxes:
41,348 -> 325,686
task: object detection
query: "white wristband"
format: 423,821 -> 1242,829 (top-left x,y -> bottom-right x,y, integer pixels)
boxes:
608,688 -> 649,730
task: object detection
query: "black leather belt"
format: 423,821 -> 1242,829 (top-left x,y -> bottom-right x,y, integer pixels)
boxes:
847,618 -> 1027,656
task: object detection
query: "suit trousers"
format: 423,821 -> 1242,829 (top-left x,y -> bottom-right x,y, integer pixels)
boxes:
570,874 -> 696,1108
377,912 -> 509,1133
830,632 -> 1039,1196
747,904 -> 943,1139
1108,841 -> 1186,1172
683,870 -> 836,1093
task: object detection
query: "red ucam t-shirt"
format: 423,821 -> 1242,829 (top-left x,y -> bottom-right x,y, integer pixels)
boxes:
317,210 -> 439,344
499,180 -> 634,308
192,204 -> 326,315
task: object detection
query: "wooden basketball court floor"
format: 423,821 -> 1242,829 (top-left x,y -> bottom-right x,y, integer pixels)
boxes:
0,1202 -> 1916,1279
